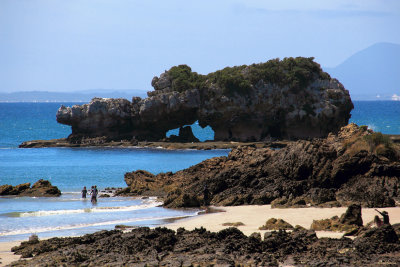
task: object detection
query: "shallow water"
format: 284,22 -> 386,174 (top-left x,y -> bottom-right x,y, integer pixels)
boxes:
0,146 -> 228,241
0,193 -> 199,242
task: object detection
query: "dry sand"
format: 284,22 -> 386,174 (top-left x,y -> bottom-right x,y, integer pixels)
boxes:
165,205 -> 400,239
1,205 -> 399,266
0,242 -> 21,267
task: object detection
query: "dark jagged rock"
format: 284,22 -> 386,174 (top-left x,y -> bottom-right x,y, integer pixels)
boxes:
56,58 -> 353,142
0,179 -> 61,197
9,226 -> 400,266
339,204 -> 363,226
354,225 -> 399,255
121,124 -> 400,208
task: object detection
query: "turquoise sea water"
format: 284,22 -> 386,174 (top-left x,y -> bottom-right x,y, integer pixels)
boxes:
0,102 -> 227,242
0,101 -> 399,242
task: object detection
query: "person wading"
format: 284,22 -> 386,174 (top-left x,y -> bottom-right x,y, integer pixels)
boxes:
81,186 -> 87,198
91,185 -> 98,203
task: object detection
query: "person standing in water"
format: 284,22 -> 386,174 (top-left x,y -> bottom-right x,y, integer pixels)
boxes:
81,186 -> 87,198
91,185 -> 98,203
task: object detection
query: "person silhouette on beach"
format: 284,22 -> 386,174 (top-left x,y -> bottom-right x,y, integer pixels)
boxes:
375,209 -> 390,225
81,186 -> 87,198
91,185 -> 98,203
374,215 -> 383,227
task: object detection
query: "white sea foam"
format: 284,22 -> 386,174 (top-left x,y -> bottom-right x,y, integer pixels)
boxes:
367,124 -> 377,131
18,201 -> 162,217
0,213 -> 199,237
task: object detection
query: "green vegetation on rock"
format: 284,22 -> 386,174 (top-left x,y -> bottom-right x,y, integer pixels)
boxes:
343,125 -> 399,160
167,57 -> 331,96
168,65 -> 205,93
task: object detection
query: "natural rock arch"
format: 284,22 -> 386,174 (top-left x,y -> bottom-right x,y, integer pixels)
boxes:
57,57 -> 353,142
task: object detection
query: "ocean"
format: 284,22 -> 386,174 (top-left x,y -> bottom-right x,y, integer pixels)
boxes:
0,101 -> 399,242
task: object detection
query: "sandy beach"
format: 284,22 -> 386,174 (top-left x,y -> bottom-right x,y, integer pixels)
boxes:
0,242 -> 21,267
1,205 -> 399,266
165,205 -> 400,238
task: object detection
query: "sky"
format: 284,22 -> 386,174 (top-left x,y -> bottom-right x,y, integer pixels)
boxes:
1,0 -> 399,93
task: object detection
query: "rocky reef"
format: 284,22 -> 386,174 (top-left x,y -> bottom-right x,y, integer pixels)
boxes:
119,124 -> 400,208
10,225 -> 400,266
57,57 -> 353,142
0,179 -> 61,197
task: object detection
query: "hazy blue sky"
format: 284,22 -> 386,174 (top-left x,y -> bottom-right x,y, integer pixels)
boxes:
1,0 -> 399,92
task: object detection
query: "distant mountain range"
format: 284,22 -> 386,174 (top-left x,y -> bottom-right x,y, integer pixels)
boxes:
0,89 -> 148,102
324,42 -> 400,100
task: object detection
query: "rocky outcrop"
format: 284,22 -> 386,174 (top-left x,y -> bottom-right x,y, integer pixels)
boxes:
120,124 -> 400,208
57,57 -> 353,142
311,204 -> 363,233
0,179 -> 61,197
259,218 -> 294,230
10,226 -> 400,266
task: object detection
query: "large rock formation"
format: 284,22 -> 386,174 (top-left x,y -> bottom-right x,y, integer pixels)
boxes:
57,57 -> 353,142
0,179 -> 61,197
120,124 -> 400,208
9,225 -> 400,266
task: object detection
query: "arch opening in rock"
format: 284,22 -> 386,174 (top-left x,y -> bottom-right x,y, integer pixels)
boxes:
166,121 -> 214,142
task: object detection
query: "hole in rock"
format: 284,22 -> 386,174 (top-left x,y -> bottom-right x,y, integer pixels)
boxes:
166,121 -> 214,142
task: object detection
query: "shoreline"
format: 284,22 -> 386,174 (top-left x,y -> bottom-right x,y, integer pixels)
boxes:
18,138 -> 290,150
2,205 -> 399,266
17,133 -> 400,150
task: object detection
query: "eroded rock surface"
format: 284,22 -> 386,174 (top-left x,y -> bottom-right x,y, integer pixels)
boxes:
120,124 -> 400,208
0,179 -> 61,197
57,58 -> 353,142
9,226 -> 400,266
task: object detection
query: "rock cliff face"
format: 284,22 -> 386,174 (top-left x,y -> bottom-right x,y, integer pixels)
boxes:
121,124 -> 400,208
0,179 -> 61,197
57,57 -> 353,142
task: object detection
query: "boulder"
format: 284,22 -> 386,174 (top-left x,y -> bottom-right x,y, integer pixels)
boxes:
0,179 -> 61,197
339,204 -> 363,226
57,58 -> 353,142
259,218 -> 294,230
